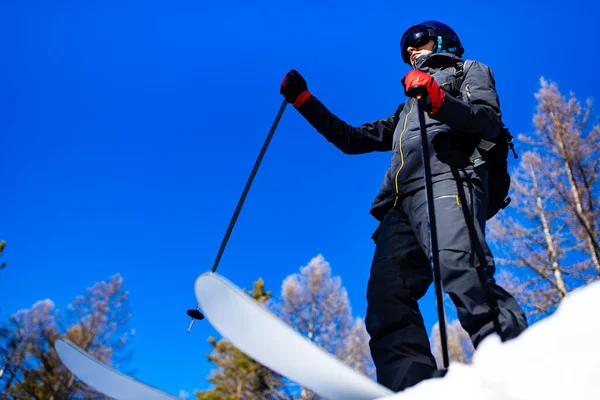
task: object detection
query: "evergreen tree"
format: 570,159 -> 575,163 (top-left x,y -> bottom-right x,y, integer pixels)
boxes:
196,278 -> 290,400
0,240 -> 6,271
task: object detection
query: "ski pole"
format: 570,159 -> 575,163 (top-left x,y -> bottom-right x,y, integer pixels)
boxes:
414,93 -> 450,369
186,98 -> 289,333
450,168 -> 505,341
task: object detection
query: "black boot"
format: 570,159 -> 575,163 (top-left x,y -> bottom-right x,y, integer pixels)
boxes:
431,368 -> 448,378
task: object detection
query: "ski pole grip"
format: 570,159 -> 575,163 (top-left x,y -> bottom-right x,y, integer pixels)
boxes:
406,85 -> 428,99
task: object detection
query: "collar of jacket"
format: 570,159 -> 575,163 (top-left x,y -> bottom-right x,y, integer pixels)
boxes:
412,52 -> 463,72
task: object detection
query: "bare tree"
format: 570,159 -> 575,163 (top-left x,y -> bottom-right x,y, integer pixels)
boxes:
0,299 -> 59,399
521,78 -> 600,276
61,274 -> 134,368
488,151 -> 583,320
277,255 -> 375,398
0,274 -> 134,399
487,78 -> 600,321
430,319 -> 474,366
339,318 -> 376,380
196,257 -> 374,399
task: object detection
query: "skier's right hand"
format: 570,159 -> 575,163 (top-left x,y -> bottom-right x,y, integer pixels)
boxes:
280,69 -> 311,108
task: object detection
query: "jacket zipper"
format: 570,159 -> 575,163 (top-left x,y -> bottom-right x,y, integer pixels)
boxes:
393,98 -> 415,207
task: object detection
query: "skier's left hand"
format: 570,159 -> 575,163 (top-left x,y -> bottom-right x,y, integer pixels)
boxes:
401,70 -> 445,116
280,69 -> 311,107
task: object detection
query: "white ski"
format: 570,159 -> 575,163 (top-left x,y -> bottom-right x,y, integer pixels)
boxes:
194,272 -> 395,400
54,339 -> 179,400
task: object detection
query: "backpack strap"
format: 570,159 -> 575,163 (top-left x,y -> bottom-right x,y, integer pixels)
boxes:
451,59 -> 473,94
452,59 -> 495,168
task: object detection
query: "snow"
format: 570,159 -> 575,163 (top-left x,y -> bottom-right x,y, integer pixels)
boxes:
377,280 -> 600,400
54,277 -> 600,400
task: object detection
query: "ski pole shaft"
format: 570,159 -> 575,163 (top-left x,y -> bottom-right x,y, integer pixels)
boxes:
451,170 -> 504,341
186,309 -> 198,334
186,98 -> 289,333
416,95 -> 450,369
210,98 -> 289,273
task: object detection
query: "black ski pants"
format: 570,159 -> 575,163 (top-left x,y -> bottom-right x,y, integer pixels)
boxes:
365,177 -> 528,393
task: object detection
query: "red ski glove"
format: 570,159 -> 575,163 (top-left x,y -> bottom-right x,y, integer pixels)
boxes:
280,69 -> 312,108
401,70 -> 445,116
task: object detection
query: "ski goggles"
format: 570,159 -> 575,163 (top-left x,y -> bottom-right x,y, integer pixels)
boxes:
400,26 -> 436,52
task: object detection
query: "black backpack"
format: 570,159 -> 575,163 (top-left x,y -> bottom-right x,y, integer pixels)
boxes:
453,60 -> 519,220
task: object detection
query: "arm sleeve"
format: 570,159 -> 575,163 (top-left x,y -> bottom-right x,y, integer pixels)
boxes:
295,95 -> 400,154
434,61 -> 503,140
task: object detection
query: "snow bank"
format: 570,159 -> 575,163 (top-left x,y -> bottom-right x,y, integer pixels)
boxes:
378,280 -> 600,400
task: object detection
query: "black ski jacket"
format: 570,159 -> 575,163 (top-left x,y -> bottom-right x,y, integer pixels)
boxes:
295,52 -> 504,221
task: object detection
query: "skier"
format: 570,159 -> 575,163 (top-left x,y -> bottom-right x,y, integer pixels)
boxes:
279,20 -> 528,392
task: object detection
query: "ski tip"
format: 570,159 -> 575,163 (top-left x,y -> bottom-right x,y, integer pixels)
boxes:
55,338 -> 77,354
186,309 -> 205,320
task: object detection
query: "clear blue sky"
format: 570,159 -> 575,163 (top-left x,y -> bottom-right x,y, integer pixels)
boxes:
1,0 -> 598,397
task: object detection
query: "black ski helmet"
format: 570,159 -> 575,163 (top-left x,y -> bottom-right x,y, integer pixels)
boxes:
400,21 -> 464,64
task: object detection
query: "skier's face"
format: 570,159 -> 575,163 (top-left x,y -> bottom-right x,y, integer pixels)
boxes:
407,39 -> 435,66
